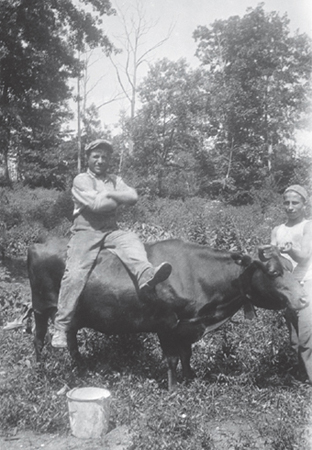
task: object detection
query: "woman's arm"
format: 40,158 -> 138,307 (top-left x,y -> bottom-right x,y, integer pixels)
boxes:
285,221 -> 312,264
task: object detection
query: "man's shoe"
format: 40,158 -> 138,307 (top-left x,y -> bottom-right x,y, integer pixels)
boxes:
139,262 -> 172,293
51,329 -> 67,348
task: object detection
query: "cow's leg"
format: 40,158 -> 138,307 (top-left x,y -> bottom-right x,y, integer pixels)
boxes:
157,331 -> 180,390
34,309 -> 52,361
67,323 -> 84,366
67,327 -> 80,360
167,355 -> 179,391
179,341 -> 196,381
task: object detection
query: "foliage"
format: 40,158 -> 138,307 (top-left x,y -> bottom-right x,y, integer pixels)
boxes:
191,5 -> 312,200
123,5 -> 312,202
118,193 -> 285,254
1,2 -> 311,200
194,5 -> 312,147
0,181 -> 296,260
0,0 -> 114,184
123,5 -> 310,203
126,58 -> 206,197
0,186 -> 72,258
20,139 -> 77,190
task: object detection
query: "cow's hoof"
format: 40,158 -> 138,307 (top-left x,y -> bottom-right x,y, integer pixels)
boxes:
75,362 -> 88,377
70,352 -> 86,374
184,370 -> 196,381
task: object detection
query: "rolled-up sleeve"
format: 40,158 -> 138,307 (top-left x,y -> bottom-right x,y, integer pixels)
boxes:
114,176 -> 130,191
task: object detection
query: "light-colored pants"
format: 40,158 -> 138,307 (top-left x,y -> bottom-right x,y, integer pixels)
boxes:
54,229 -> 152,332
285,279 -> 312,383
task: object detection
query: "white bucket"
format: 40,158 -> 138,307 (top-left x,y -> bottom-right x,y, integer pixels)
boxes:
66,387 -> 111,439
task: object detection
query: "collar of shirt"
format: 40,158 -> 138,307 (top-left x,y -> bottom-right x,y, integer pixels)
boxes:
87,168 -> 115,184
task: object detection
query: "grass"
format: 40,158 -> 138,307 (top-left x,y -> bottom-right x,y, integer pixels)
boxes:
0,186 -> 311,449
1,297 -> 311,448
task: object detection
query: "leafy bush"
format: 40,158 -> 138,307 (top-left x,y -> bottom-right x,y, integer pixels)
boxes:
0,186 -> 71,257
0,182 -> 291,258
119,195 -> 285,253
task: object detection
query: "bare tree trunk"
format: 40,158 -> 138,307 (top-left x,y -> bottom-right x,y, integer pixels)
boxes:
268,143 -> 273,171
110,0 -> 173,138
2,145 -> 11,186
0,84 -> 12,185
157,167 -> 164,197
77,72 -> 82,173
118,146 -> 124,174
226,140 -> 233,179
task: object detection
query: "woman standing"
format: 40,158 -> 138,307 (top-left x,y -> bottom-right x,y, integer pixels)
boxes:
271,184 -> 312,384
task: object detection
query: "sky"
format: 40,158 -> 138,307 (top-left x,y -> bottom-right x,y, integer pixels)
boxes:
73,0 -> 312,144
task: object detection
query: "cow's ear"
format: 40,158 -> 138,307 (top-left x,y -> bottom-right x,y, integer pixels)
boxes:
279,256 -> 293,273
231,253 -> 252,267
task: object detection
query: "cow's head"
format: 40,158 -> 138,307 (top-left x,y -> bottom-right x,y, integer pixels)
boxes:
232,246 -> 307,311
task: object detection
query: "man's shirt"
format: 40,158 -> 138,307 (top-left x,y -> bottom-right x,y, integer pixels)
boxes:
71,169 -> 130,232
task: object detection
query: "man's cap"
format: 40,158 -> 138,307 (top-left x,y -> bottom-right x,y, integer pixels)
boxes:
284,184 -> 308,202
85,139 -> 113,154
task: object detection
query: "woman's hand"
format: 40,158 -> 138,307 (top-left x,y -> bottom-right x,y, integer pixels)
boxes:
278,242 -> 292,253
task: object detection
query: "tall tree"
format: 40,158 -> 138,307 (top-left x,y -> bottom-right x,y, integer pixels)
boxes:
129,58 -> 206,197
193,4 -> 312,197
0,0 -> 114,183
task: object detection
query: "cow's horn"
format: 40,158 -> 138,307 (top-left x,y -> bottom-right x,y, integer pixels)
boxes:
258,245 -> 273,262
231,253 -> 252,267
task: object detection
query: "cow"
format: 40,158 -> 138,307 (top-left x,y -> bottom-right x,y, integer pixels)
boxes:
27,237 -> 306,390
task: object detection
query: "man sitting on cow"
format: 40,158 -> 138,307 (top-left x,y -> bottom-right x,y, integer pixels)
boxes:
52,139 -> 174,348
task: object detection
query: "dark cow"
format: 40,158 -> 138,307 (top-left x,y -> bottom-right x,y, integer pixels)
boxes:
28,238 -> 306,390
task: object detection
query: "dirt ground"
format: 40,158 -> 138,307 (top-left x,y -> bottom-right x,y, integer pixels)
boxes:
0,425 -> 134,450
2,419 -> 311,450
0,424 -> 266,450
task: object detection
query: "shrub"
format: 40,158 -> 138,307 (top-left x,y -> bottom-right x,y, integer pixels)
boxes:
0,184 -> 289,259
0,186 -> 72,257
119,195 -> 281,253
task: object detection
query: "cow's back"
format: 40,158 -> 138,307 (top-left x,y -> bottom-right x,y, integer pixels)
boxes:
145,239 -> 242,316
147,239 -> 240,287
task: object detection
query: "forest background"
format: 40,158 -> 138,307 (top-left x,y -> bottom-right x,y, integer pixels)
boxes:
0,0 -> 311,201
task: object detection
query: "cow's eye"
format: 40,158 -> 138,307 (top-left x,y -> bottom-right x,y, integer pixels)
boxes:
266,258 -> 283,277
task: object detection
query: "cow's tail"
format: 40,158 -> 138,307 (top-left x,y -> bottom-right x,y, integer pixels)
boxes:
3,302 -> 34,333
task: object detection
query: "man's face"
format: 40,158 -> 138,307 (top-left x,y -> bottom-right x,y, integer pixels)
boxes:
88,148 -> 111,176
283,191 -> 305,222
